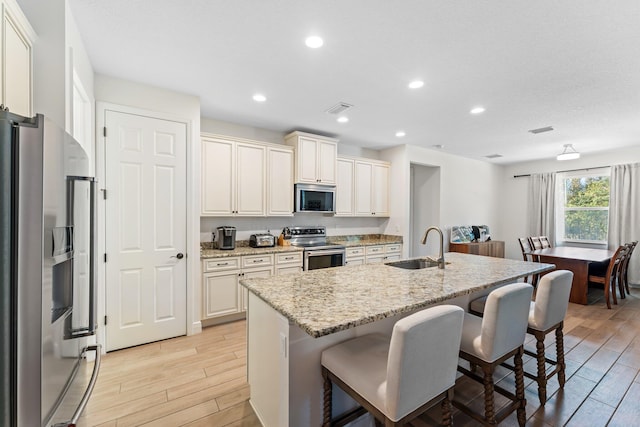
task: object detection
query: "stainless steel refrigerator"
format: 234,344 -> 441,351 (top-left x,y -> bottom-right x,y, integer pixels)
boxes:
0,111 -> 100,426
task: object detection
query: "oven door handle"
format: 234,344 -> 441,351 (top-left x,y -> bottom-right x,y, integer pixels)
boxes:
305,249 -> 345,257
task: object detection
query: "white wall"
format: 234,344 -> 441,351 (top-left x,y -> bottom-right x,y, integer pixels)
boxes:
410,164 -> 441,257
500,145 -> 640,260
381,145 -> 503,258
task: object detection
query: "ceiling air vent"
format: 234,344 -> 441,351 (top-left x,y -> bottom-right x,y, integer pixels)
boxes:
484,154 -> 503,159
528,126 -> 554,134
325,102 -> 354,115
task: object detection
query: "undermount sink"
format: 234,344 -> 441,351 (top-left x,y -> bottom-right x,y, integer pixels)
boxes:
385,258 -> 441,270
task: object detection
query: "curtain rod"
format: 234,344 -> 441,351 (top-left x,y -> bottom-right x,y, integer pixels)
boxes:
513,165 -> 610,178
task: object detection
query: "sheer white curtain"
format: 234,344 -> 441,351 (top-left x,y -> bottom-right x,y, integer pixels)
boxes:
528,173 -> 556,244
608,163 -> 640,285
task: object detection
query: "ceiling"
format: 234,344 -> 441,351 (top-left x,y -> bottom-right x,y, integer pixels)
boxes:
68,0 -> 640,164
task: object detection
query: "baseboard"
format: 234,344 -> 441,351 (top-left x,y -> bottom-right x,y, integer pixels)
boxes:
189,320 -> 202,336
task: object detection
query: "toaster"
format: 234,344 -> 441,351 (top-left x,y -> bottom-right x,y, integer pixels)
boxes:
250,233 -> 275,248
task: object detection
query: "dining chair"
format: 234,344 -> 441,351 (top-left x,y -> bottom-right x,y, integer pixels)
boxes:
321,305 -> 464,427
619,241 -> 637,297
453,283 -> 533,426
518,237 -> 539,286
540,236 -> 552,248
469,270 -> 574,405
588,245 -> 628,309
530,236 -> 543,250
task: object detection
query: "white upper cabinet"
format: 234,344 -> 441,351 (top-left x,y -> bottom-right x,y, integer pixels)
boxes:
335,157 -> 354,216
285,131 -> 338,185
267,146 -> 294,216
371,162 -> 390,216
1,0 -> 35,117
201,134 -> 266,216
338,156 -> 390,217
235,142 -> 266,216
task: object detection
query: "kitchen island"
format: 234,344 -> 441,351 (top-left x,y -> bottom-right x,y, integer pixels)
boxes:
240,252 -> 554,427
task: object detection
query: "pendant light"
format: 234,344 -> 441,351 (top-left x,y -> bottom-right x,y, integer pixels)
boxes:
556,144 -> 580,161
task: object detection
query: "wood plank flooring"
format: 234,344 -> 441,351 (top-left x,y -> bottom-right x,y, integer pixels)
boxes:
78,289 -> 640,426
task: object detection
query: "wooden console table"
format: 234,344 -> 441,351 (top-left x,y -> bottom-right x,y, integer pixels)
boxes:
449,241 -> 505,258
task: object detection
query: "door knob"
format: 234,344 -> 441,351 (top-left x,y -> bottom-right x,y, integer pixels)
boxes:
172,253 -> 184,259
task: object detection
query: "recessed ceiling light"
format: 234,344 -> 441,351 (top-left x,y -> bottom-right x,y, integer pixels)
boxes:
470,106 -> 485,114
408,80 -> 424,89
252,94 -> 266,102
337,116 -> 349,123
395,131 -> 406,138
305,36 -> 323,48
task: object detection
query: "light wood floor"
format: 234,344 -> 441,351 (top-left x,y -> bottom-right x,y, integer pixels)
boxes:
78,289 -> 640,426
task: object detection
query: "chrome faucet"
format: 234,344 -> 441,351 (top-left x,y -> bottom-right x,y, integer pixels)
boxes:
421,226 -> 445,269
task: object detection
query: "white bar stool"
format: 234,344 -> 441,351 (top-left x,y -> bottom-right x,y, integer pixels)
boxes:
469,270 -> 573,405
321,305 -> 464,427
454,282 -> 533,426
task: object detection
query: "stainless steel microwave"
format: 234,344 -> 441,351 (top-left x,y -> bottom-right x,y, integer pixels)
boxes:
294,183 -> 336,213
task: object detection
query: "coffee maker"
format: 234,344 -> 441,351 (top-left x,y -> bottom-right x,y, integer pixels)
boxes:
215,226 -> 236,250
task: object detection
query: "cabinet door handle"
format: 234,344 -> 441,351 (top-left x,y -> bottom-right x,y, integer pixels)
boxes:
253,259 -> 263,263
217,262 -> 229,266
284,256 -> 294,260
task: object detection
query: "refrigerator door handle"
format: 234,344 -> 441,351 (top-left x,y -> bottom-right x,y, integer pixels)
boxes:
51,344 -> 102,427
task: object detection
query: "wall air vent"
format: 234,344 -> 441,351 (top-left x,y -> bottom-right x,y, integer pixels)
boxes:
325,102 -> 354,115
484,154 -> 503,159
528,126 -> 554,134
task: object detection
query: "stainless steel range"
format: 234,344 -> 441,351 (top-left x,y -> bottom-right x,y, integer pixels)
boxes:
285,226 -> 345,271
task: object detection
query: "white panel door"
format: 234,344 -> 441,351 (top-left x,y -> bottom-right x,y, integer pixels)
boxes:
105,110 -> 187,351
354,161 -> 373,215
335,158 -> 354,216
235,142 -> 266,216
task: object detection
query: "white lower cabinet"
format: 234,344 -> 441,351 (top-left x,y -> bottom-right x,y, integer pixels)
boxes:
346,243 -> 403,265
202,251 -> 302,321
345,246 -> 365,266
275,251 -> 303,275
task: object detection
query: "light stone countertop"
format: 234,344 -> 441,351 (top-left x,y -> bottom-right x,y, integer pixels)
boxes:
240,252 -> 554,338
200,234 -> 402,258
200,245 -> 303,259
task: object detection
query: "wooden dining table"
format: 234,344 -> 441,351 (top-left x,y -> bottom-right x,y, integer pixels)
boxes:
528,247 -> 615,304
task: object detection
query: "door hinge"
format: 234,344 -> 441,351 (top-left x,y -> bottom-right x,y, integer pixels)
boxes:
104,316 -> 108,325
104,253 -> 108,262
102,189 -> 107,200
103,126 -> 107,137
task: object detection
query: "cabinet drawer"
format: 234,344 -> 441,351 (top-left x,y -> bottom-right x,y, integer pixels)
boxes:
346,246 -> 365,257
242,254 -> 274,268
276,252 -> 303,264
203,257 -> 241,272
385,244 -> 402,253
366,245 -> 385,255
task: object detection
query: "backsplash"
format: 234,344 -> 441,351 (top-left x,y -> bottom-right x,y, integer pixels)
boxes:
200,215 -> 389,243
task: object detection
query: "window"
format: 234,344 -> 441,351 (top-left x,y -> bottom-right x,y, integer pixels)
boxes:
556,171 -> 610,243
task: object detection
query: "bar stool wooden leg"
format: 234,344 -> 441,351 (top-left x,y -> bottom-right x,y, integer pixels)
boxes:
556,325 -> 566,387
322,368 -> 332,427
482,364 -> 496,424
442,388 -> 454,427
515,347 -> 526,427
534,330 -> 547,405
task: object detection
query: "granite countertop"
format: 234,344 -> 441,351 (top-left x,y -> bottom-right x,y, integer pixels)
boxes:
327,234 -> 403,247
240,252 -> 554,338
200,234 -> 402,258
200,244 -> 303,259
